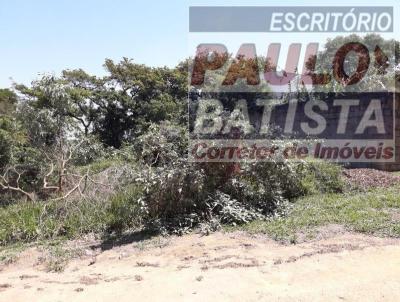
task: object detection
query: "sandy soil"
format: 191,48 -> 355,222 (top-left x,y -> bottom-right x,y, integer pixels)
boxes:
1,231 -> 400,302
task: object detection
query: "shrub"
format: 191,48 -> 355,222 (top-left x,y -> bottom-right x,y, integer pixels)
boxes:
0,202 -> 42,243
206,191 -> 263,225
226,161 -> 304,215
107,184 -> 145,233
300,161 -> 344,195
124,124 -> 346,234
0,121 -> 346,244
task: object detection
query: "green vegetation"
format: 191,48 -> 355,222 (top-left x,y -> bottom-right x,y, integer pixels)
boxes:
0,157 -> 345,245
107,184 -> 145,233
0,34 -> 399,253
40,242 -> 85,272
0,199 -> 110,245
300,161 -> 344,195
0,242 -> 26,265
239,185 -> 400,243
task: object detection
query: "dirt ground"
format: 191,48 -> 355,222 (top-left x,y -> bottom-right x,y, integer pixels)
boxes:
1,230 -> 400,302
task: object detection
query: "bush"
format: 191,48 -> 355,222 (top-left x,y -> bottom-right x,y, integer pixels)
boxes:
0,202 -> 42,243
206,191 -> 263,225
0,121 -> 346,244
226,162 -> 304,215
300,161 -> 344,195
124,125 -> 346,234
107,184 -> 145,233
0,159 -> 345,244
71,136 -> 108,166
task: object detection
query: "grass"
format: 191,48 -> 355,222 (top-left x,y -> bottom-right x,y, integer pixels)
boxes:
0,198 -> 111,246
0,160 -> 370,269
77,158 -> 123,175
0,242 -> 27,265
2,185 -> 400,248
0,238 -> 86,272
1,159 -> 399,253
0,183 -> 145,246
299,160 -> 345,195
40,241 -> 85,272
87,159 -> 123,174
1,182 -> 400,270
236,186 -> 400,243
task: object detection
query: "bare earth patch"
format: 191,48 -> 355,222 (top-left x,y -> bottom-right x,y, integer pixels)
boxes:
343,168 -> 400,190
0,231 -> 400,301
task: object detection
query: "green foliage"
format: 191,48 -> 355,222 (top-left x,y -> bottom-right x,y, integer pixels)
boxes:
0,38 -> 393,246
0,203 -> 41,243
13,57 -> 187,150
300,161 -> 344,195
0,89 -> 18,115
309,34 -> 398,93
107,184 -> 145,233
0,115 -> 28,169
229,162 -> 303,215
240,185 -> 400,243
131,122 -> 187,166
85,158 -> 121,174
71,136 -> 108,166
0,199 -> 110,245
122,124 -> 345,234
206,191 -> 263,225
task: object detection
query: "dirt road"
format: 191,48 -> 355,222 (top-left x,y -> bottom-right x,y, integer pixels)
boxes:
1,231 -> 400,302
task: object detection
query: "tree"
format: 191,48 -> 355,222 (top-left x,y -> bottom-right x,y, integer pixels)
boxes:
15,59 -> 188,149
0,89 -> 18,115
305,34 -> 399,93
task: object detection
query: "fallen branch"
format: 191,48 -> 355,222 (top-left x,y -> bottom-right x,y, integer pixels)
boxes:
0,167 -> 35,201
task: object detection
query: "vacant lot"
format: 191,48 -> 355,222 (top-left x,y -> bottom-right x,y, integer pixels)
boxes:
1,231 -> 400,302
1,171 -> 400,301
